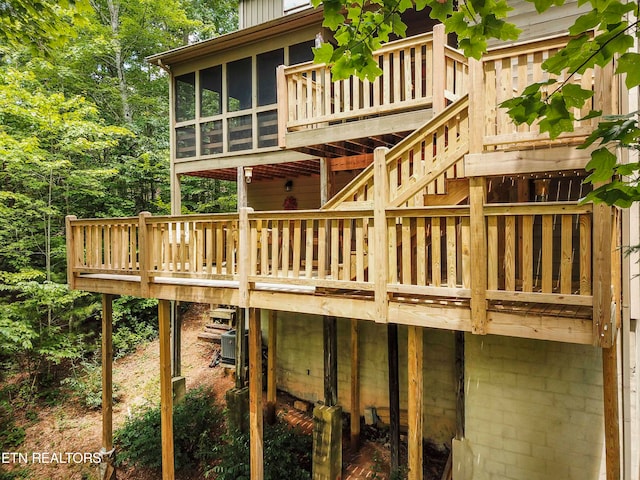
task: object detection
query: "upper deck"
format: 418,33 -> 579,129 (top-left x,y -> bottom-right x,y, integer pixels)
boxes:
68,30 -> 621,347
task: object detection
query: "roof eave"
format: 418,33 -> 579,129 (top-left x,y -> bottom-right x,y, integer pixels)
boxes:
145,6 -> 323,68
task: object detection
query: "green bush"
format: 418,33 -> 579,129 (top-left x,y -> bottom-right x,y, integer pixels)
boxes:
0,401 -> 25,451
211,421 -> 312,480
115,387 -> 224,472
61,361 -> 121,409
111,296 -> 158,358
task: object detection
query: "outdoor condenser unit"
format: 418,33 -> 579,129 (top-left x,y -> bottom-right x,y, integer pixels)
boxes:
220,329 -> 248,366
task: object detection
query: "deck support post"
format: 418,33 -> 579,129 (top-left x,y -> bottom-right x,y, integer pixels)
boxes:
248,307 -> 264,480
432,23 -> 446,113
266,310 -> 278,425
374,147 -> 390,323
158,299 -> 175,480
323,315 -> 338,407
100,294 -> 116,480
603,340 -> 621,480
350,319 -> 361,452
455,331 -> 465,439
407,326 -> 423,480
469,177 -> 487,334
388,323 -> 401,473
236,307 -> 247,388
138,212 -> 151,297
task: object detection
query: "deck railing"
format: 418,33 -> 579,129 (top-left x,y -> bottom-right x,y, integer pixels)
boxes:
277,25 -> 466,135
473,34 -> 602,151
66,200 -> 603,307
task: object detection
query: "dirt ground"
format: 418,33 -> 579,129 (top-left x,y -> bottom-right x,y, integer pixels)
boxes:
3,304 -> 444,480
3,304 -> 234,480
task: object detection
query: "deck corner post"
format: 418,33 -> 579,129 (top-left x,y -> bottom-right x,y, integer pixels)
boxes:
158,299 -> 175,480
239,207 -> 253,308
593,201 -> 614,347
432,23 -> 446,113
266,310 -> 278,425
374,147 -> 390,323
248,307 -> 264,480
467,58 -> 484,154
101,295 -> 114,450
407,325 -> 424,480
469,177 -> 487,334
65,215 -> 78,290
276,64 -> 288,148
603,338 -> 621,480
138,211 -> 151,297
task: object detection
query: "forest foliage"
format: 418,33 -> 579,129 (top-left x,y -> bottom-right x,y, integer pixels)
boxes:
0,0 -> 238,397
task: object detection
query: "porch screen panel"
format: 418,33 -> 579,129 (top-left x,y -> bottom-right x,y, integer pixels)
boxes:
228,114 -> 253,151
175,72 -> 195,122
227,57 -> 252,112
200,66 -> 222,117
257,49 -> 284,106
258,110 -> 278,147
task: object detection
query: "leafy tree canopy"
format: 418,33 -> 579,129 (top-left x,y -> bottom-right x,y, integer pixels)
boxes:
312,0 -> 640,207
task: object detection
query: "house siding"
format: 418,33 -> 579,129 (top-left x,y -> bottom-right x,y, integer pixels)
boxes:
465,335 -> 606,480
240,0 -> 284,29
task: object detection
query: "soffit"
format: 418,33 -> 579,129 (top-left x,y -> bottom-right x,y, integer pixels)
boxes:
146,7 -> 323,68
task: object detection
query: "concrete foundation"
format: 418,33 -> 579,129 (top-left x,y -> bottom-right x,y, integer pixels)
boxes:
312,404 -> 342,480
452,438 -> 473,480
172,376 -> 186,404
225,386 -> 249,433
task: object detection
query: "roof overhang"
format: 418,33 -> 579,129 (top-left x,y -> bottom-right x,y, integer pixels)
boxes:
146,7 -> 323,69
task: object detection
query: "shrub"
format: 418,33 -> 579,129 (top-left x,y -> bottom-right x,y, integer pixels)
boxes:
212,420 -> 312,480
61,361 -> 121,409
111,296 -> 158,358
0,401 -> 25,451
115,387 -> 224,472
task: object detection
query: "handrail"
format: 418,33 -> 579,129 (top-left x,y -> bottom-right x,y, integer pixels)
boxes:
66,198 -> 604,338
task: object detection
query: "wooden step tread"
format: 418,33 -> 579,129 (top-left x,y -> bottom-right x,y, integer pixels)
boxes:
209,307 -> 236,320
198,331 -> 223,343
205,322 -> 232,331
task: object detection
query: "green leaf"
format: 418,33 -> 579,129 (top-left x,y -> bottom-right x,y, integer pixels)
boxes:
568,10 -> 600,35
313,43 -> 335,64
616,53 -> 640,89
585,147 -> 617,183
561,84 -> 593,109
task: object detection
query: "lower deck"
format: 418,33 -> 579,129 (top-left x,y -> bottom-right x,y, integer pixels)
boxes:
75,270 -> 594,344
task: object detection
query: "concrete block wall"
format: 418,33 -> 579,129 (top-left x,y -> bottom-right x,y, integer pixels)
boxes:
271,311 -> 457,444
465,335 -> 606,480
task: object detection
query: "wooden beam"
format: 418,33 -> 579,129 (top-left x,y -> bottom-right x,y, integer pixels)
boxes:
374,147 -> 390,323
249,308 -> 264,480
407,326 -> 423,480
350,319 -> 360,452
323,315 -> 338,407
602,342 -> 620,480
102,294 -> 114,451
65,216 -> 77,290
432,24 -> 446,113
388,323 -> 400,473
455,331 -> 465,440
236,307 -> 247,388
469,177 -> 487,334
158,299 -> 175,480
330,154 -> 373,172
266,310 -> 278,425
593,202 -> 613,347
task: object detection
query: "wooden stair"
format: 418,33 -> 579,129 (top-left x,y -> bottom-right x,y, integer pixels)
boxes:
198,306 -> 236,343
322,95 -> 470,211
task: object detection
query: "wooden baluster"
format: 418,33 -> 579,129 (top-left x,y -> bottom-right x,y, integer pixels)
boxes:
580,213 -> 592,295
560,215 -> 573,294
293,219 -> 301,278
541,215 -> 553,293
446,216 -> 457,287
342,218 -> 352,281
432,217 -> 441,287
356,218 -> 365,283
522,215 -> 533,292
416,217 -> 426,286
305,219 -> 314,278
504,216 -> 516,291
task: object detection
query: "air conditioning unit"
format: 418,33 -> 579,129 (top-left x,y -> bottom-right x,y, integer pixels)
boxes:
220,329 -> 248,365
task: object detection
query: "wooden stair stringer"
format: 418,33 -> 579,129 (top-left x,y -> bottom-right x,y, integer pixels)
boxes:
322,95 -> 470,211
